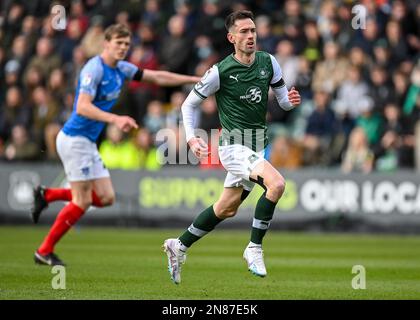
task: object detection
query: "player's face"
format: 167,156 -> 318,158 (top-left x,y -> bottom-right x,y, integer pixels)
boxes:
105,36 -> 131,61
229,18 -> 257,54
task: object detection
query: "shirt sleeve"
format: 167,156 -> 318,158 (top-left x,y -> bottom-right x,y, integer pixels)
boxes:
182,90 -> 203,142
269,54 -> 283,86
193,65 -> 220,99
117,61 -> 139,80
79,58 -> 103,97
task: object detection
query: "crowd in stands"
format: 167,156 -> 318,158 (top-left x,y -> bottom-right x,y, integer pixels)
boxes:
0,0 -> 419,173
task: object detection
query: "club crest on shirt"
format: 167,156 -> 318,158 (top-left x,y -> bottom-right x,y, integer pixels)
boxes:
258,68 -> 269,79
81,74 -> 92,86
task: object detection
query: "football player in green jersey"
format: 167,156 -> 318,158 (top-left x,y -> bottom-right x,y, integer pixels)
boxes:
164,10 -> 301,284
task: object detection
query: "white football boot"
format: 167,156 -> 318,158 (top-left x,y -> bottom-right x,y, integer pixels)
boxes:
163,239 -> 187,284
243,245 -> 267,277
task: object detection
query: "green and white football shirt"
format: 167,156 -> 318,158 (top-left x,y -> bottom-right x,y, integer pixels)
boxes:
193,51 -> 285,152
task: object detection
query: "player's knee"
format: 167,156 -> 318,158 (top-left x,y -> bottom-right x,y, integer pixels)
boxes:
267,177 -> 286,200
214,200 -> 241,219
73,196 -> 92,211
100,193 -> 115,207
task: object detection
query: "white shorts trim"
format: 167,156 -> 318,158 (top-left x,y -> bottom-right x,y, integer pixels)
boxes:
56,131 -> 110,182
218,144 -> 265,191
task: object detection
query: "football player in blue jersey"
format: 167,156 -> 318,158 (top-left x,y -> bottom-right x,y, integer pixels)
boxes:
31,24 -> 200,266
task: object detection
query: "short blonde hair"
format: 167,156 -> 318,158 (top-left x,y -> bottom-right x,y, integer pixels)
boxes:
104,23 -> 132,41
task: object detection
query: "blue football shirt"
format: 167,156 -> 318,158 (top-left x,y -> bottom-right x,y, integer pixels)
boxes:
62,55 -> 139,142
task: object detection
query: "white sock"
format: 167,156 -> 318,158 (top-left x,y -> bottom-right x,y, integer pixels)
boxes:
248,241 -> 262,248
177,239 -> 188,252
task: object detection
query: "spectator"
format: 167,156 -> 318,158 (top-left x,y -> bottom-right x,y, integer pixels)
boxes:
255,15 -> 278,54
30,86 -> 59,145
24,36 -> 61,81
312,41 -> 349,94
356,96 -> 383,146
80,16 -> 105,58
269,133 -> 303,169
3,124 -> 39,161
133,128 -> 162,171
334,65 -> 370,119
0,86 -> 31,141
341,127 -> 374,174
99,124 -> 138,170
302,90 -> 340,166
128,43 -> 160,123
369,65 -> 393,114
143,100 -> 166,137
159,14 -> 192,75
166,91 -> 187,129
274,39 -> 299,88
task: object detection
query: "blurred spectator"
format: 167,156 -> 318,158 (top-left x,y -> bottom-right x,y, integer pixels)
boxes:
391,70 -> 410,107
80,16 -> 104,58
0,86 -> 31,141
195,0 -> 230,58
312,41 -> 349,94
3,124 -> 39,161
302,90 -> 340,166
348,46 -> 371,82
341,127 -> 374,174
269,133 -> 303,169
274,39 -> 299,88
99,124 -> 139,170
373,103 -> 415,170
369,65 -> 393,114
159,14 -> 192,75
166,91 -> 188,129
198,95 -> 220,133
143,100 -> 166,137
356,96 -> 383,146
294,56 -> 313,100
133,128 -> 162,171
30,86 -> 59,145
24,36 -> 61,81
255,15 -> 278,54
334,65 -> 370,119
128,43 -> 159,123
385,19 -> 409,67
58,19 -> 83,63
301,20 -> 322,65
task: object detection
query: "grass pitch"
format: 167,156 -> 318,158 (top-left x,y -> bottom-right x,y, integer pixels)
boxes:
0,226 -> 419,300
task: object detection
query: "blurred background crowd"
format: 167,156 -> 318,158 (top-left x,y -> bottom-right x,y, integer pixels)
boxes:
0,0 -> 419,173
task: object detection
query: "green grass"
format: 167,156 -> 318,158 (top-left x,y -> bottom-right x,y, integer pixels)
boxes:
0,226 -> 419,299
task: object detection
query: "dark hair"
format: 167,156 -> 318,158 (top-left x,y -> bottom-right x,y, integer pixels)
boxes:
104,23 -> 132,41
225,10 -> 254,31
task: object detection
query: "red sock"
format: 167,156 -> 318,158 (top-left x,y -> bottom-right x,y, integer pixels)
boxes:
38,202 -> 85,255
91,191 -> 104,207
44,188 -> 103,207
44,188 -> 72,203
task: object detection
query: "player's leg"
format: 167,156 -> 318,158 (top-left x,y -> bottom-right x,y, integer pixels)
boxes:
34,132 -> 95,265
91,177 -> 115,207
243,159 -> 285,277
249,159 -> 285,243
35,180 -> 92,266
164,186 -> 245,284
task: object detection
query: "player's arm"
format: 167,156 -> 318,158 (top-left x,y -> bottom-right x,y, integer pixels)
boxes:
269,54 -> 301,110
76,93 -> 138,132
181,66 -> 220,158
141,69 -> 200,87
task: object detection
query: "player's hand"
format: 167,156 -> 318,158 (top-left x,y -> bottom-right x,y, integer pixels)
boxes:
188,137 -> 209,159
113,115 -> 139,132
288,87 -> 301,106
